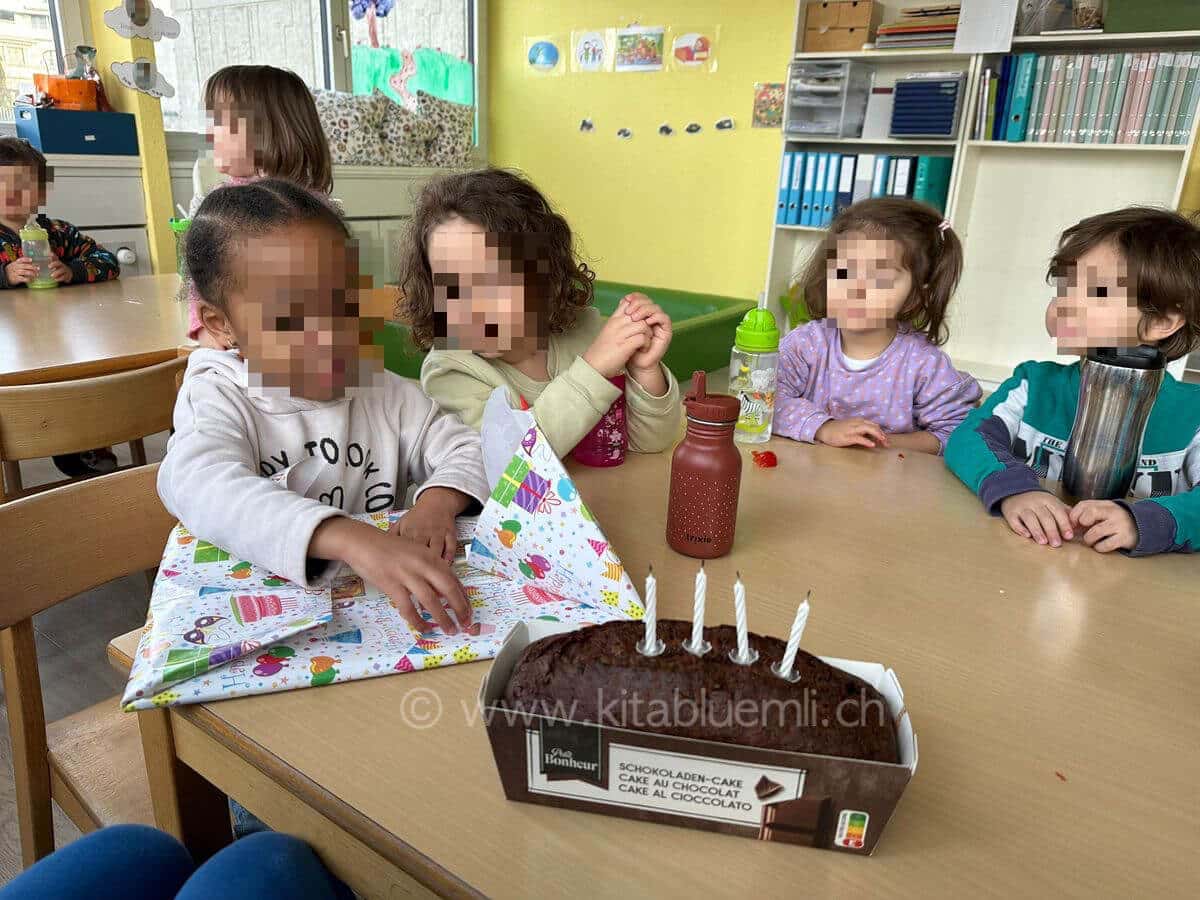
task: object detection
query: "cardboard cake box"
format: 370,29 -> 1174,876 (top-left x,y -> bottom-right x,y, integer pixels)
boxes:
479,621 -> 919,855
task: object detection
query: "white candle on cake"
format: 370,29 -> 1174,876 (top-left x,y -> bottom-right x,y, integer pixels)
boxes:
730,573 -> 758,665
638,566 -> 664,656
684,562 -> 710,655
773,592 -> 811,682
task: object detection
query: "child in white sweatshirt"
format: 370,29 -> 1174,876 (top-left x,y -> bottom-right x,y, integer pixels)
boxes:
159,179 -> 488,636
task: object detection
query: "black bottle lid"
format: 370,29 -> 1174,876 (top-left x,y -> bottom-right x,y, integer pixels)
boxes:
1087,345 -> 1165,370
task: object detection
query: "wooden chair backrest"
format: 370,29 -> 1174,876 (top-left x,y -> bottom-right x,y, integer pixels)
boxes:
0,356 -> 185,463
0,464 -> 175,629
0,465 -> 175,864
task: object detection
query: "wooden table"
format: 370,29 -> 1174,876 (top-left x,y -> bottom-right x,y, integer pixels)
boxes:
0,274 -> 190,386
109,441 -> 1199,898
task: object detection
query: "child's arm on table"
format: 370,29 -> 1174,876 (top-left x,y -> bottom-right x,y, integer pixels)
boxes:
48,220 -> 119,284
160,382 -> 469,632
619,293 -> 682,452
903,353 -> 984,456
944,365 -> 1074,547
391,381 -> 490,562
1070,434 -> 1200,555
774,328 -> 888,448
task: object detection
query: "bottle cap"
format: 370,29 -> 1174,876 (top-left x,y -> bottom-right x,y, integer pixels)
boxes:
683,370 -> 740,423
734,308 -> 780,353
1088,345 -> 1165,370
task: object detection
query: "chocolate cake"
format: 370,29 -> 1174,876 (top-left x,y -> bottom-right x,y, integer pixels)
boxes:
503,620 -> 899,764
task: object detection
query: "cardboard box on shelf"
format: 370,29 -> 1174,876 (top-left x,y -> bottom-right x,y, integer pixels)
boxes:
479,620 -> 919,856
802,1 -> 883,53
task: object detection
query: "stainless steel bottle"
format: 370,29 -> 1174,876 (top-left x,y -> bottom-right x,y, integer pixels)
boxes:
1062,346 -> 1165,501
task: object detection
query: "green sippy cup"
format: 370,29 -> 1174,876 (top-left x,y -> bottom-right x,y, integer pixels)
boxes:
19,218 -> 58,290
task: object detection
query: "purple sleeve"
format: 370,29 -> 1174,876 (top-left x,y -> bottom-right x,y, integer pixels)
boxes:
912,350 -> 984,452
975,415 -> 1043,512
774,329 -> 832,444
1116,499 -> 1182,557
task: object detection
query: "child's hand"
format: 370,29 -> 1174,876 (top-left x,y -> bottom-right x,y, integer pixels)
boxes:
624,294 -> 673,373
389,487 -> 469,562
815,418 -> 890,449
999,491 -> 1074,548
5,257 -> 37,285
1070,500 -> 1138,553
49,259 -> 72,284
358,534 -> 470,634
325,518 -> 470,635
584,304 -> 652,378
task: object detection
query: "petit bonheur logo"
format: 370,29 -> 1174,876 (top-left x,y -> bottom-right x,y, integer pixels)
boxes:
539,720 -> 605,787
546,746 -> 600,774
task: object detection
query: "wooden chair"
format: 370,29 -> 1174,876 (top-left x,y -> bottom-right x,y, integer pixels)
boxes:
0,356 -> 186,503
0,465 -> 177,866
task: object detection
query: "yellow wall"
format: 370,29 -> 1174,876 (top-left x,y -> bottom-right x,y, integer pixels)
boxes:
88,0 -> 175,273
488,0 -> 796,300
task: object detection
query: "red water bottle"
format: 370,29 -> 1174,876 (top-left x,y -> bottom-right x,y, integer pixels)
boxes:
571,375 -> 627,467
666,371 -> 742,558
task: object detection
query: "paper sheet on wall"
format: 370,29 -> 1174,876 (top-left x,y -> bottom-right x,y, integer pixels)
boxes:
953,0 -> 1018,54
121,424 -> 638,711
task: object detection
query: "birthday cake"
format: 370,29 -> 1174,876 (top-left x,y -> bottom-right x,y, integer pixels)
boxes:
502,620 -> 899,764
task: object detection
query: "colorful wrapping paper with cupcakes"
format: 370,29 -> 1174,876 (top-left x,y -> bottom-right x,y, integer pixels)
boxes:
121,425 -> 640,711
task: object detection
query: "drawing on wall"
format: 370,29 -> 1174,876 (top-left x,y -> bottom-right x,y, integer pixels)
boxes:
670,27 -> 719,72
525,35 -> 565,76
614,25 -> 664,72
103,1 -> 180,40
752,82 -> 785,128
572,30 -> 612,73
111,58 -> 175,97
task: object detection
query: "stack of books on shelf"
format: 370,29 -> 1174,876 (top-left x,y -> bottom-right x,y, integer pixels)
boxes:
875,4 -> 960,49
777,151 -> 953,227
974,50 -> 1200,145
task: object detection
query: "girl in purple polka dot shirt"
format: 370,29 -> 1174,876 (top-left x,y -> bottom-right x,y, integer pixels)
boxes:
776,198 -> 981,455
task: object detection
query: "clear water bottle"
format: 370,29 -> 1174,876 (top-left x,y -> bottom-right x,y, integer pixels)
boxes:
19,218 -> 57,290
730,308 -> 780,444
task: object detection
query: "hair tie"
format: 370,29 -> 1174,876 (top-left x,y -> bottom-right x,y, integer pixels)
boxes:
937,219 -> 952,234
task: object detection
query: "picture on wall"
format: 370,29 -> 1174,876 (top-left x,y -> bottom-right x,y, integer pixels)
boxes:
525,35 -> 566,76
752,82 -> 785,128
670,27 -> 720,72
111,57 -> 175,97
571,29 -> 613,72
614,25 -> 665,72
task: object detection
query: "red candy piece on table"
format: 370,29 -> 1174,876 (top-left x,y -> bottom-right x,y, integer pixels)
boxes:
751,450 -> 778,469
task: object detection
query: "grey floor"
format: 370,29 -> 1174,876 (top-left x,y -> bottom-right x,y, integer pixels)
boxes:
0,432 -> 169,884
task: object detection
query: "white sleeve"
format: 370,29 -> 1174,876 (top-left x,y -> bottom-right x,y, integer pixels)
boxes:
393,378 -> 490,509
157,378 -> 343,587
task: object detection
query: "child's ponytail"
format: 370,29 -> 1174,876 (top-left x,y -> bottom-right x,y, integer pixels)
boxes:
912,217 -> 963,346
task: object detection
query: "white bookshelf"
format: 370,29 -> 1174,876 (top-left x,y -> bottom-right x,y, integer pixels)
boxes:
764,3 -> 1200,388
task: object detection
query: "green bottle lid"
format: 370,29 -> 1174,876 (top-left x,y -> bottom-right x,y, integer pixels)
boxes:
734,308 -> 780,353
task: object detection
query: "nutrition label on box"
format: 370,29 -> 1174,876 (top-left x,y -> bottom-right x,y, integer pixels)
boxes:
525,731 -> 807,827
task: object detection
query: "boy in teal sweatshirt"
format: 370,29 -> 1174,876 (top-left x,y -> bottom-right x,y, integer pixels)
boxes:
945,207 -> 1200,557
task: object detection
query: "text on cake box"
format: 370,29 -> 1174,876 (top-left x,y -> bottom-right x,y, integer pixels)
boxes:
526,731 -> 807,827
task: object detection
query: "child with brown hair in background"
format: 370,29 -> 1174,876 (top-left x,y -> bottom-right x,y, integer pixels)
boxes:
776,197 -> 981,455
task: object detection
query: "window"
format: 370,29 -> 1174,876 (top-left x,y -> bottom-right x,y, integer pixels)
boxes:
154,0 -> 332,133
0,0 -> 63,123
155,0 -> 475,134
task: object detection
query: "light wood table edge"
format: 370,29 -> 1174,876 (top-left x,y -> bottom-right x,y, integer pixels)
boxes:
110,636 -> 483,899
0,349 -> 180,387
